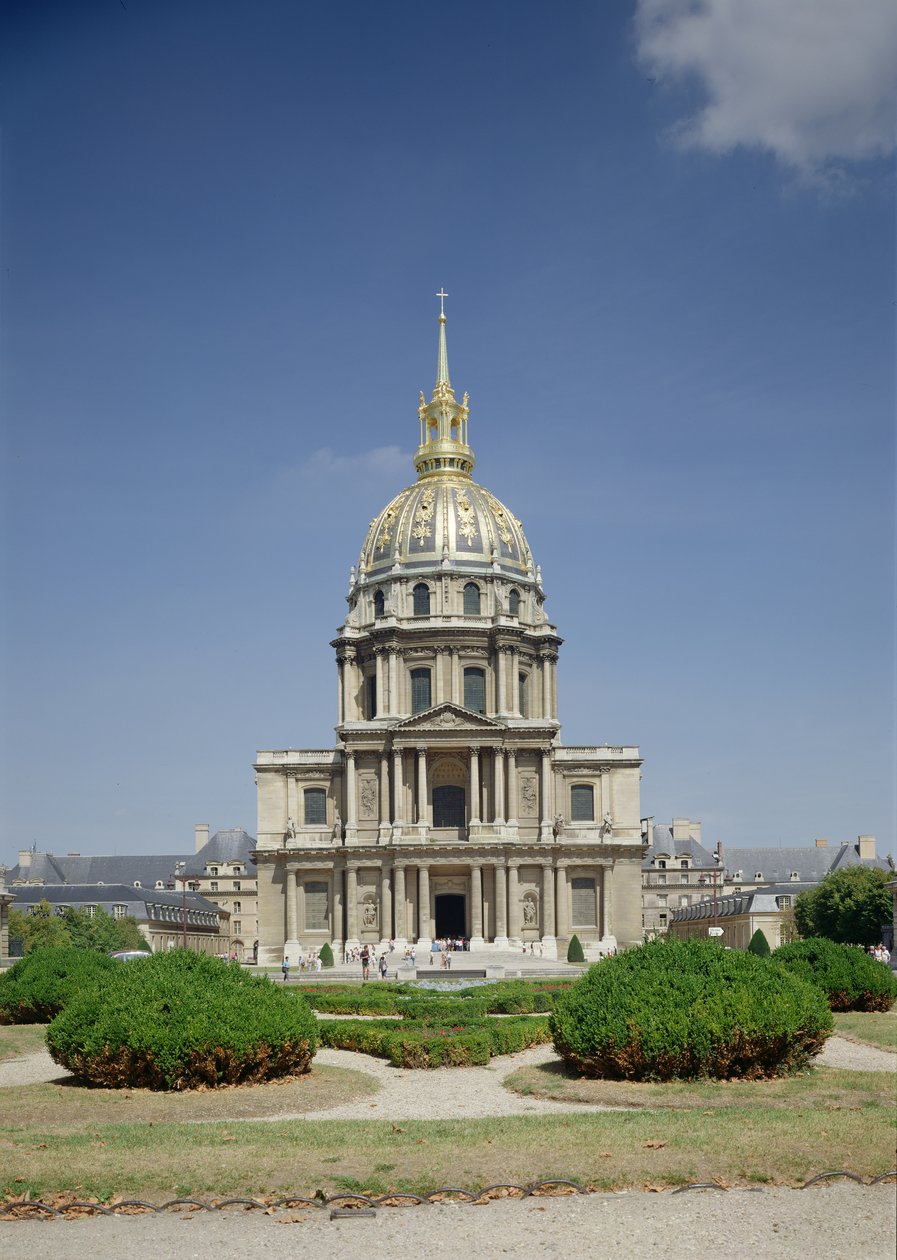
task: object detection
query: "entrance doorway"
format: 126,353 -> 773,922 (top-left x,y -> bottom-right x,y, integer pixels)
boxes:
435,893 -> 466,938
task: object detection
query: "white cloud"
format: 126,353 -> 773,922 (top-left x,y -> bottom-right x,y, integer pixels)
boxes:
635,0 -> 897,177
298,446 -> 410,479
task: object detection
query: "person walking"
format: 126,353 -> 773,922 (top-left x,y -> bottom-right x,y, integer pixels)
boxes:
361,944 -> 371,981
281,956 -> 290,983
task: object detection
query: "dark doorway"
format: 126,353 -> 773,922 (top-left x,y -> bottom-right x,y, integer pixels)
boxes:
435,893 -> 466,938
433,784 -> 465,828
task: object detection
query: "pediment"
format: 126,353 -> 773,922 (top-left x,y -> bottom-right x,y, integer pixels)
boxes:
393,702 -> 504,733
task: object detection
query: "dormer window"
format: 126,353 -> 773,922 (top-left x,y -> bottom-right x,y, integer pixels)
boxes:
754,872 -> 763,880
790,871 -> 799,881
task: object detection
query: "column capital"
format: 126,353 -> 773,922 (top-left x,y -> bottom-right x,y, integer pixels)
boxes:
345,748 -> 356,762
416,745 -> 428,757
469,746 -> 480,761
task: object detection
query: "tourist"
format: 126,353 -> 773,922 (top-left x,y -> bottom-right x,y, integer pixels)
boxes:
361,944 -> 371,980
281,956 -> 290,983
378,953 -> 388,980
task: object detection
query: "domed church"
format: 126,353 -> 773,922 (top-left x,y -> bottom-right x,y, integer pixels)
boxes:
253,302 -> 643,964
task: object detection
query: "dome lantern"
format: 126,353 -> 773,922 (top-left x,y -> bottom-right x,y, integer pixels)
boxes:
414,294 -> 475,480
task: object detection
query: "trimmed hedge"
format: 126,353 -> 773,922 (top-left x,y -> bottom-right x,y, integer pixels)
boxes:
773,938 -> 897,1012
46,950 -> 317,1090
300,979 -> 568,1017
0,947 -> 117,1024
318,1014 -> 552,1068
747,929 -> 771,956
566,934 -> 585,963
318,943 -> 335,968
549,938 -> 832,1081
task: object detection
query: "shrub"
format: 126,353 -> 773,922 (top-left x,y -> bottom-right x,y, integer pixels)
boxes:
46,950 -> 317,1089
318,942 -> 334,968
549,938 -> 832,1081
318,1013 -> 552,1068
773,938 -> 897,1012
748,929 -> 771,956
566,934 -> 585,964
0,947 -> 117,1024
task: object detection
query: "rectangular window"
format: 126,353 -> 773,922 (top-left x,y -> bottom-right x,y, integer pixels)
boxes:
232,881 -> 241,891
305,880 -> 329,931
210,881 -> 218,892
210,867 -> 218,876
657,873 -> 666,885
411,667 -> 432,714
367,674 -> 377,719
233,901 -> 241,914
518,672 -> 526,717
570,784 -> 594,822
571,876 -> 597,926
463,667 -> 486,714
113,904 -> 127,920
233,920 -> 241,933
304,788 -> 327,825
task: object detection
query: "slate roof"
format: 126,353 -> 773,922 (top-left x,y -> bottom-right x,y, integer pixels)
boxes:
723,843 -> 889,885
181,828 -> 257,879
642,825 -> 719,870
8,853 -> 188,888
8,883 -> 224,917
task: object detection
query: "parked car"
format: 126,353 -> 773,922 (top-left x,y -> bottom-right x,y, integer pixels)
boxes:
108,950 -> 152,962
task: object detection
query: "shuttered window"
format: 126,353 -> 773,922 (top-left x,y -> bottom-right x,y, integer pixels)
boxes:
570,784 -> 594,821
303,789 -> 326,825
463,667 -> 486,714
411,668 -> 432,714
571,877 -> 596,926
305,881 -> 328,931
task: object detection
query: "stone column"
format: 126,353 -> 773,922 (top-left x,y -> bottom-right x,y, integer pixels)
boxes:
451,648 -> 460,704
346,866 -> 359,945
374,649 -> 384,717
392,748 -> 405,832
416,747 -> 429,836
470,864 -> 484,947
508,864 -> 521,942
541,654 -> 551,719
541,863 -> 557,958
506,750 -> 518,830
550,654 -> 558,721
602,865 -> 614,940
345,750 -> 358,840
510,647 -> 520,713
380,865 -> 392,943
494,863 -> 508,947
378,751 -> 391,842
285,864 -> 299,947
495,646 -> 506,714
417,865 -> 432,949
393,866 -> 406,942
388,648 -> 398,717
434,647 -> 444,706
331,867 -> 343,950
337,659 -> 345,725
493,746 -> 506,826
555,866 -> 568,939
539,747 -> 553,841
469,747 -> 481,826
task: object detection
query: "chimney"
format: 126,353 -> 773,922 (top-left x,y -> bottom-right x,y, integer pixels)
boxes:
18,849 -> 32,870
715,840 -> 723,860
814,838 -> 828,848
195,823 -> 210,854
690,821 -> 702,844
671,817 -> 690,841
857,835 -> 876,860
641,818 -> 655,845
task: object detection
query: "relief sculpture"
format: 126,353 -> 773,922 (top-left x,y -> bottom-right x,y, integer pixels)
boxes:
520,776 -> 537,816
359,777 -> 377,819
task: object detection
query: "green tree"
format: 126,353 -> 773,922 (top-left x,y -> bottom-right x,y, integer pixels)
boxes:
794,867 -> 892,948
8,901 -> 72,954
63,907 -> 146,953
566,934 -> 585,963
747,928 -> 771,956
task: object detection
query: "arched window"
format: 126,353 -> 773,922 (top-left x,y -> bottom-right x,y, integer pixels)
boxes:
570,784 -> 594,822
463,666 -> 486,714
508,588 -> 520,616
413,583 -> 430,616
518,672 -> 527,717
373,589 -> 385,618
463,582 -> 481,615
367,674 -> 377,718
410,667 -> 432,714
303,788 -> 326,826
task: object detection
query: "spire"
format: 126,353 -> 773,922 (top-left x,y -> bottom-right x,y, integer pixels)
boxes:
436,288 -> 450,387
414,292 -> 475,480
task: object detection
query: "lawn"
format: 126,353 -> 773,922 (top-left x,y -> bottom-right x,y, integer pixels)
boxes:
833,1009 -> 896,1050
0,1025 -> 47,1062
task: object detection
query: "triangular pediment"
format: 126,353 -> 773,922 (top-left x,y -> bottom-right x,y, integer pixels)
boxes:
392,701 -> 504,734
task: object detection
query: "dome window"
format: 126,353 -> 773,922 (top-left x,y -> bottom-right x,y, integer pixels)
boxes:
463,582 -> 481,615
508,589 -> 520,616
410,667 -> 432,715
373,590 -> 385,618
463,667 -> 486,714
412,583 -> 431,616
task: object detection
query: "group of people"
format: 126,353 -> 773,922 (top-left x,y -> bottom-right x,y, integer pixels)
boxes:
279,952 -> 323,981
359,943 -> 391,980
869,943 -> 892,964
430,936 -> 468,954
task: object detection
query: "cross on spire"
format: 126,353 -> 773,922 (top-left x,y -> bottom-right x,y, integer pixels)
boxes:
436,288 -> 449,318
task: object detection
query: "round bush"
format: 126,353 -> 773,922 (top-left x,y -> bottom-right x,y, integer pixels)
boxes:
0,947 -> 117,1024
549,938 -> 832,1081
46,950 -> 318,1089
773,938 -> 897,1012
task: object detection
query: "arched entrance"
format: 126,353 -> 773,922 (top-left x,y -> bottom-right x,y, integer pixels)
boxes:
433,784 -> 465,828
435,893 -> 466,938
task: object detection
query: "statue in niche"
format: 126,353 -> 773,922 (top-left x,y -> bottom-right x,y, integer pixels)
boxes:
552,814 -> 565,838
362,900 -> 377,928
523,899 -> 537,926
359,778 -> 377,819
332,810 -> 342,841
285,817 -> 297,841
520,777 -> 537,816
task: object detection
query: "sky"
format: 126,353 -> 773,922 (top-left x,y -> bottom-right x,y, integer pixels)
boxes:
1,0 -> 895,867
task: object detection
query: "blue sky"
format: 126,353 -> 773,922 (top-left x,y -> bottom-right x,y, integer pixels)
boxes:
1,0 -> 895,866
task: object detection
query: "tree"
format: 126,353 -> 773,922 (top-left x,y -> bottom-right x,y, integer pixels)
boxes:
747,928 -> 771,956
566,933 -> 585,963
794,867 -> 892,948
7,901 -> 146,955
8,902 -> 72,954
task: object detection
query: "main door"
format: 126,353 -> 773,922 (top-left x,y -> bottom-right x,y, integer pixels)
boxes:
433,784 -> 465,828
435,893 -> 466,938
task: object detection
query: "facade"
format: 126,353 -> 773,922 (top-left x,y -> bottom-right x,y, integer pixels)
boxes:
181,825 -> 259,960
718,835 -> 888,895
254,307 -> 644,965
668,885 -> 804,951
641,818 -> 722,936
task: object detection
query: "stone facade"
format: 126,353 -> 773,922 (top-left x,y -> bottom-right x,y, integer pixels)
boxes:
181,825 -> 259,960
640,818 -> 722,937
254,307 -> 644,965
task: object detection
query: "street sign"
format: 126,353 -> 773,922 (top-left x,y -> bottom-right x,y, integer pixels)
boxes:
708,927 -> 724,937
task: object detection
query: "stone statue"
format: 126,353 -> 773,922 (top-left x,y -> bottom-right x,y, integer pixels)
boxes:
602,811 -> 614,835
332,810 -> 342,841
552,813 -> 565,838
285,817 -> 297,840
362,900 -> 377,928
523,899 -> 537,926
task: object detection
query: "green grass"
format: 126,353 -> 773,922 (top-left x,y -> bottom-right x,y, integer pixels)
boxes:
0,1024 -> 47,1061
833,1009 -> 897,1051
